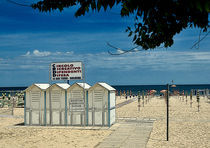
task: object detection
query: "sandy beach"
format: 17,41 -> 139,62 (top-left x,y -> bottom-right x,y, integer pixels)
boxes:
0,95 -> 209,148
0,108 -> 111,148
117,95 -> 210,148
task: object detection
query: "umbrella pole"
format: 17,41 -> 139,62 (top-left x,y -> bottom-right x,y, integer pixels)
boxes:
166,84 -> 169,141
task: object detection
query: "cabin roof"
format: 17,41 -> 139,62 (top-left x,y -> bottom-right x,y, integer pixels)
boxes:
92,82 -> 115,91
51,83 -> 70,89
25,83 -> 50,91
77,83 -> 91,89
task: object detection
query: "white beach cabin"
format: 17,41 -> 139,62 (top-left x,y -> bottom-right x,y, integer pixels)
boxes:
24,83 -> 50,125
88,83 -> 116,126
46,83 -> 70,125
67,83 -> 91,126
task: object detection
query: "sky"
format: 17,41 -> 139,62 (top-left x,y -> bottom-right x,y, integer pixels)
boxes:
0,0 -> 209,87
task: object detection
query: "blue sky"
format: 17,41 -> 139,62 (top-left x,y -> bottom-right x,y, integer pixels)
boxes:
0,0 -> 209,87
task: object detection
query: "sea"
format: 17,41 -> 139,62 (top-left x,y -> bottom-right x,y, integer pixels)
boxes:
112,84 -> 210,95
1,84 -> 210,96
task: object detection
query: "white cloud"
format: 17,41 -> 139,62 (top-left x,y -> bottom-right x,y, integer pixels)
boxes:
24,51 -> 30,56
19,65 -> 33,69
33,49 -> 51,56
133,48 -> 139,52
3,49 -> 210,73
117,49 -> 125,54
23,49 -> 51,57
83,50 -> 210,71
23,50 -> 74,57
66,51 -> 74,55
55,51 -> 62,55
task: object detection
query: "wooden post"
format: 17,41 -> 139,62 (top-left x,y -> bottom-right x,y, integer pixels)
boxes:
145,96 -> 147,104
190,90 -> 193,108
186,91 -> 188,104
197,90 -> 200,112
182,90 -> 184,102
10,92 -> 14,116
142,91 -> 144,107
138,91 -> 140,111
127,90 -> 129,98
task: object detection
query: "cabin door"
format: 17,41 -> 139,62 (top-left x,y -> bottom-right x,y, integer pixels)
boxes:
30,91 -> 41,125
51,90 -> 61,125
69,90 -> 85,125
93,90 -> 105,126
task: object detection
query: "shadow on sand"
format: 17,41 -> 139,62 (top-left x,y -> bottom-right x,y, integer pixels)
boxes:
14,122 -> 24,126
149,138 -> 168,142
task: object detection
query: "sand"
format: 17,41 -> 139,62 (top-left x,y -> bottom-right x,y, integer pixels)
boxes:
116,95 -> 133,104
0,95 -> 209,148
0,112 -> 111,148
116,95 -> 210,148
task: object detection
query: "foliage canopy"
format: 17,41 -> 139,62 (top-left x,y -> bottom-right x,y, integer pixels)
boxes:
32,0 -> 209,49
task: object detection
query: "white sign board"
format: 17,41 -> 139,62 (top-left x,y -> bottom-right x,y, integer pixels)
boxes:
51,62 -> 83,80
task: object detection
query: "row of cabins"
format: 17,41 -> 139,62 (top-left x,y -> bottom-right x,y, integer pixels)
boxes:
25,82 -> 116,127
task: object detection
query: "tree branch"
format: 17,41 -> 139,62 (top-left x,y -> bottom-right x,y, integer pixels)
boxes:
191,30 -> 210,49
107,42 -> 142,55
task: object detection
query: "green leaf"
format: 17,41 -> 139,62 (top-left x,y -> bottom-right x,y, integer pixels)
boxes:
91,2 -> 96,10
133,35 -> 137,41
58,5 -> 64,12
128,31 -> 133,37
31,0 -> 209,50
97,1 -> 101,12
104,4 -> 108,11
205,2 -> 210,12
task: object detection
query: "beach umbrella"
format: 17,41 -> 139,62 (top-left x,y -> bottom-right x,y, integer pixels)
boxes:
160,90 -> 167,93
150,90 -> 157,94
171,85 -> 176,95
150,90 -> 157,93
171,84 -> 176,87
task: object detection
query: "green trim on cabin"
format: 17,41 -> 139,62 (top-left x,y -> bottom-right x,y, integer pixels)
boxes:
44,91 -> 46,126
86,91 -> 88,126
24,92 -> 26,125
108,91 -> 110,127
65,90 -> 67,126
